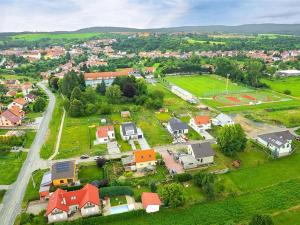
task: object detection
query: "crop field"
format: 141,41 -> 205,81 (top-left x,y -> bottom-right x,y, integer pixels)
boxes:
187,39 -> 226,45
262,77 -> 300,97
12,32 -> 102,41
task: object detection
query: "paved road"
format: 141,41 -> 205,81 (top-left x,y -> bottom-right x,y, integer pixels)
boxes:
0,82 -> 55,225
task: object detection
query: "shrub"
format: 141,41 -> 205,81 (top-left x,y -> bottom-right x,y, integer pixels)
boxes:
283,89 -> 291,95
249,214 -> 274,225
100,186 -> 133,199
174,173 -> 192,182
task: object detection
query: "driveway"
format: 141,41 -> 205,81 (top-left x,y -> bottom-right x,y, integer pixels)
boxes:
107,141 -> 121,155
161,150 -> 184,174
0,82 -> 55,225
26,200 -> 48,215
199,130 -> 214,140
137,137 -> 150,150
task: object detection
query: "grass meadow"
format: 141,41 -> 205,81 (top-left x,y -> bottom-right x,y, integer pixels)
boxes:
262,77 -> 300,97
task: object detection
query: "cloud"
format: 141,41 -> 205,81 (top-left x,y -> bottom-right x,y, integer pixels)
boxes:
0,0 -> 299,32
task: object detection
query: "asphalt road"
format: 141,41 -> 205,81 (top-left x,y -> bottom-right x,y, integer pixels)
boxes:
0,82 -> 55,225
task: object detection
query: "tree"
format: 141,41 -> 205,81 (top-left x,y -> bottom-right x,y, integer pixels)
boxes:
105,85 -> 122,103
33,97 -> 46,112
0,84 -> 8,95
61,72 -> 79,98
122,82 -> 137,98
217,124 -> 247,157
194,172 -> 216,199
70,87 -> 82,101
49,77 -> 59,90
78,73 -> 86,91
96,157 -> 106,168
69,99 -> 84,117
158,183 -> 185,208
249,214 -> 274,225
85,103 -> 96,115
98,79 -> 106,95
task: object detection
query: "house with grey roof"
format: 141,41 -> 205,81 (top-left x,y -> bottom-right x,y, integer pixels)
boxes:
187,142 -> 215,165
212,113 -> 234,127
256,130 -> 295,157
178,154 -> 199,169
167,118 -> 189,136
120,122 -> 143,141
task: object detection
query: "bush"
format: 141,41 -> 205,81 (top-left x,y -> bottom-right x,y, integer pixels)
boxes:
174,173 -> 192,182
249,214 -> 274,225
283,89 -> 291,95
100,186 -> 133,199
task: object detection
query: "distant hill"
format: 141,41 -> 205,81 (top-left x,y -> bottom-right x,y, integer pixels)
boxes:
75,24 -> 300,35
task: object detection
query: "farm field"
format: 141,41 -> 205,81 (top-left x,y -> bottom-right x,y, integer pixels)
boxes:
187,39 -> 226,45
12,32 -> 102,41
262,77 -> 300,97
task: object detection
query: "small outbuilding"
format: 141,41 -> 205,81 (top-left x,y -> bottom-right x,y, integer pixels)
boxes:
141,192 -> 162,213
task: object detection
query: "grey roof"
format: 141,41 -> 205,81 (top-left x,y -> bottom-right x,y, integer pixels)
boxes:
169,118 -> 188,131
121,122 -> 137,136
41,171 -> 52,187
51,161 -> 75,180
121,155 -> 134,165
258,130 -> 295,148
215,113 -> 232,124
190,142 -> 215,158
179,155 -> 198,165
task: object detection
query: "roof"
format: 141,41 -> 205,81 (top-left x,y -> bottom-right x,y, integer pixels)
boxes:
25,93 -> 36,100
51,161 -> 76,180
179,154 -> 198,165
121,155 -> 134,165
169,118 -> 188,131
258,130 -> 295,148
215,113 -> 233,124
97,125 -> 114,138
46,184 -> 100,216
8,106 -> 24,118
6,90 -> 16,96
190,142 -> 215,158
41,171 -> 52,187
141,192 -> 161,208
84,68 -> 134,80
121,122 -> 137,136
14,98 -> 27,106
134,149 -> 156,163
0,110 -> 21,123
193,116 -> 210,125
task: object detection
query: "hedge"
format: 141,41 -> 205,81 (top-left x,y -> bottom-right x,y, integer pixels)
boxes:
174,172 -> 192,182
100,186 -> 133,199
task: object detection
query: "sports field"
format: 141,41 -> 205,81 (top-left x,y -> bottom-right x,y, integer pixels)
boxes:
262,77 -> 300,97
166,75 -> 250,97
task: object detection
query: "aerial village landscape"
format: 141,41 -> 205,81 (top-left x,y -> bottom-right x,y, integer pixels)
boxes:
1,1 -> 300,225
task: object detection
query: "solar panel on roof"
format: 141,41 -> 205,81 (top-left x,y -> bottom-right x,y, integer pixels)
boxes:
55,162 -> 70,173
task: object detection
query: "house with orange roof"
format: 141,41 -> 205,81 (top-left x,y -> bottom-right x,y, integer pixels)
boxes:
8,105 -> 25,119
21,82 -> 33,95
141,192 -> 162,213
95,125 -> 115,144
122,149 -> 157,171
46,184 -> 101,223
0,110 -> 22,127
8,98 -> 28,109
5,90 -> 17,97
189,115 -> 211,132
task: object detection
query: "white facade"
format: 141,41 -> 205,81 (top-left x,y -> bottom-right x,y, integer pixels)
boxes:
171,85 -> 194,101
96,130 -> 115,144
145,205 -> 160,213
8,102 -> 24,109
187,146 -> 214,165
212,113 -> 234,127
120,126 -> 143,141
166,124 -> 188,135
189,118 -> 211,132
256,137 -> 292,157
81,204 -> 100,217
48,210 -> 68,223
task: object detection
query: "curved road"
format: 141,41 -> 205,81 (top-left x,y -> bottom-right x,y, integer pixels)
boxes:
0,82 -> 55,225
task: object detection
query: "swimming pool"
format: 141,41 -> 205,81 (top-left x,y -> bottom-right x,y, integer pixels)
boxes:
110,205 -> 130,215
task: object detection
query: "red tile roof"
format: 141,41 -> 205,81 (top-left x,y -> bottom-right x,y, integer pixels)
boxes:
193,116 -> 210,125
8,106 -> 24,118
141,192 -> 161,208
97,125 -> 114,138
134,149 -> 156,163
84,68 -> 134,80
14,98 -> 27,106
46,184 -> 100,216
1,110 -> 21,123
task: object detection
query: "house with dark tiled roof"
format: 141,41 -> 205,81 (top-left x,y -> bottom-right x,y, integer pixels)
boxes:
120,122 -> 143,141
187,142 -> 215,165
167,118 -> 189,136
46,184 -> 100,223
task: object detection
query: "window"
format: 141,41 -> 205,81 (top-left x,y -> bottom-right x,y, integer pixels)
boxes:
71,196 -> 76,200
60,180 -> 64,184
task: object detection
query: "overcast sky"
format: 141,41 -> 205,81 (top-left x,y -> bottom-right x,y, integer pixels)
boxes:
1,0 -> 300,32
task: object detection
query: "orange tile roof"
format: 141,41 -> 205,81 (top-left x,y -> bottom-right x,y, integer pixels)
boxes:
194,116 -> 210,125
84,68 -> 134,80
97,125 -> 114,138
8,106 -> 24,118
134,149 -> 156,163
14,98 -> 27,106
141,192 -> 161,208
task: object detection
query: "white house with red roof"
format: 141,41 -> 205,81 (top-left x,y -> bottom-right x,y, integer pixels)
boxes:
8,98 -> 28,109
95,125 -> 115,144
46,184 -> 101,223
0,110 -> 22,127
189,115 -> 211,132
141,192 -> 162,213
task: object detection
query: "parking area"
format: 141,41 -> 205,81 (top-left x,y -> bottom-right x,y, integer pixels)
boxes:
161,150 -> 184,174
26,200 -> 48,215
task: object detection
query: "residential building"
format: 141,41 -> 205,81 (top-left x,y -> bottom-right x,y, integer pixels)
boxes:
256,130 -> 295,157
8,105 -> 25,119
178,154 -> 199,169
120,122 -> 143,141
189,116 -> 211,132
8,98 -> 27,109
141,192 -> 162,213
95,125 -> 115,144
46,184 -> 100,223
39,172 -> 52,200
122,149 -> 157,171
25,93 -> 36,103
212,113 -> 234,127
167,118 -> 189,136
187,142 -> 215,165
51,161 -> 77,186
0,110 -> 22,127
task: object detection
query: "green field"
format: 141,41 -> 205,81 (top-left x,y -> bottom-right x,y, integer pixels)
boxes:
187,39 -> 226,45
262,77 -> 300,97
12,32 -> 102,41
166,75 -> 250,97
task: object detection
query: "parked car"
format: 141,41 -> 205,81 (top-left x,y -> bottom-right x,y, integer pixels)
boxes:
94,156 -> 101,160
80,155 -> 89,159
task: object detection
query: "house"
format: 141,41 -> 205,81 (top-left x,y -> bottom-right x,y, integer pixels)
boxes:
39,172 -> 52,200
256,130 -> 295,157
46,184 -> 100,223
178,154 -> 199,169
0,110 -> 22,127
8,105 -> 25,119
189,116 -> 211,132
167,118 -> 189,136
6,90 -> 17,97
141,192 -> 162,213
95,125 -> 115,144
51,161 -> 77,186
25,93 -> 36,103
8,98 -> 27,109
22,82 -> 33,95
120,122 -> 143,140
187,142 -> 215,165
122,149 -> 157,171
212,113 -> 234,127
121,111 -> 131,118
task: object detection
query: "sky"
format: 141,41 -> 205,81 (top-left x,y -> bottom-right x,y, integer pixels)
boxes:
1,0 -> 300,32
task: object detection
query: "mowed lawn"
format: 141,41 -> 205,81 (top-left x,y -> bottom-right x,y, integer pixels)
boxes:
166,75 -> 250,97
12,32 -> 102,41
262,77 -> 300,97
